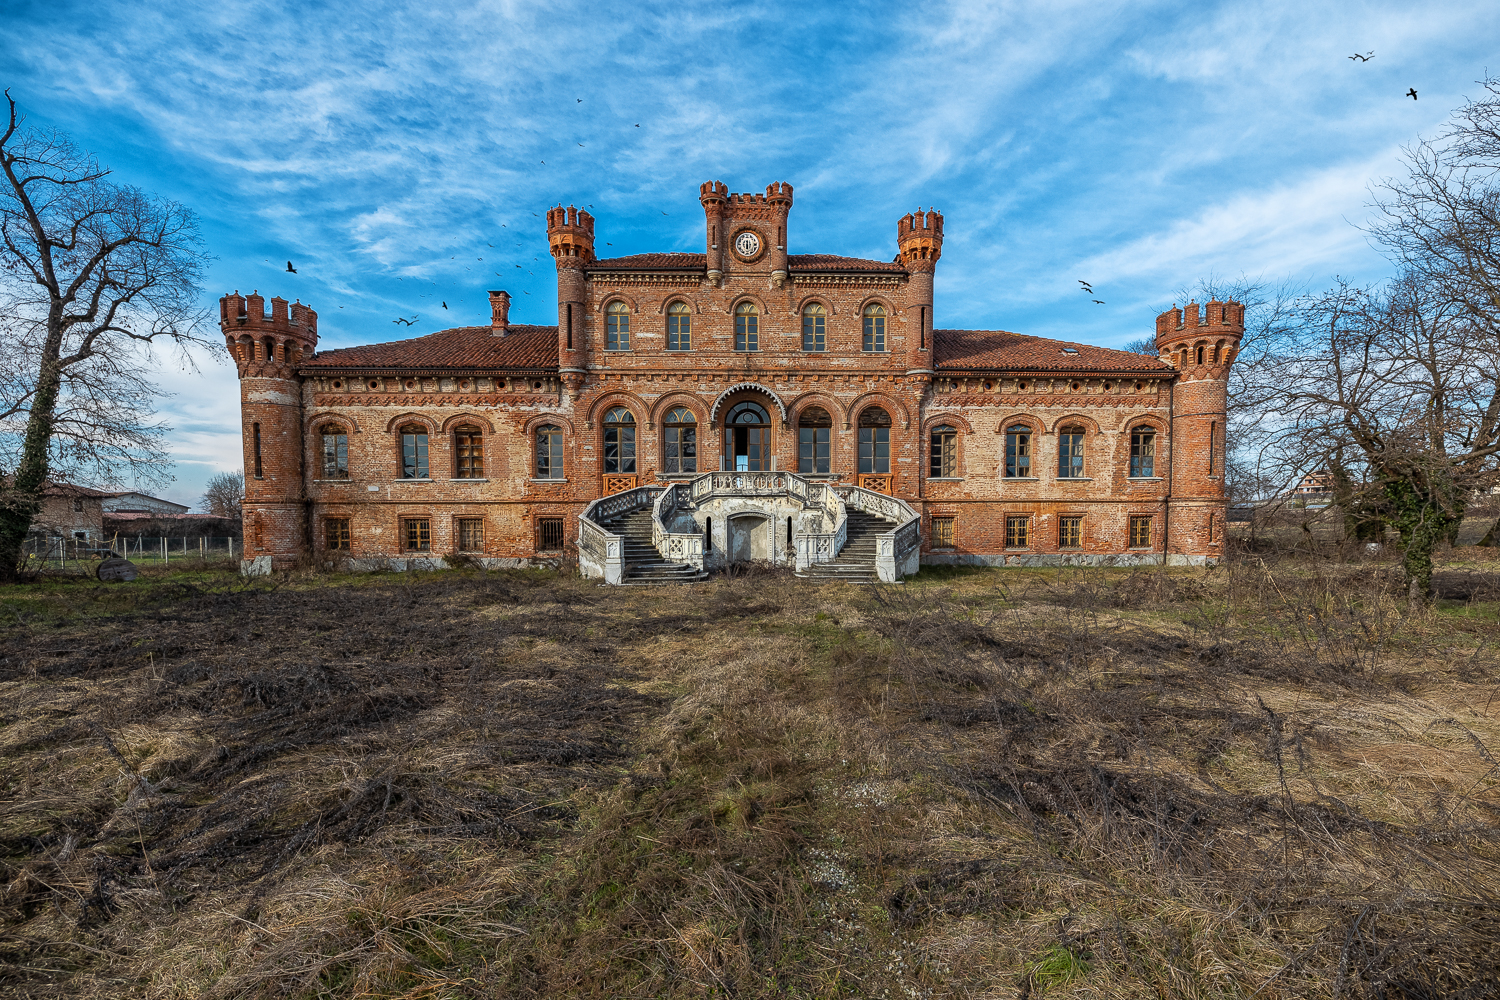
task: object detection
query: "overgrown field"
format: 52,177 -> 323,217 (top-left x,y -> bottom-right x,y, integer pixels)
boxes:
3,553 -> 1500,998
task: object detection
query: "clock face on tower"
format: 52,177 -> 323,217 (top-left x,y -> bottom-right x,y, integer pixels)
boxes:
732,229 -> 762,261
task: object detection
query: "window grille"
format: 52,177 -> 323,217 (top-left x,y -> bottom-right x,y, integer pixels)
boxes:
537,517 -> 564,551
603,407 -> 636,474
400,425 -> 429,478
1005,425 -> 1032,477
667,301 -> 691,351
1057,425 -> 1085,478
403,518 -> 431,552
862,304 -> 886,352
325,517 -> 351,551
1130,429 -> 1156,477
606,301 -> 630,351
858,407 -> 891,474
457,518 -> 484,552
1059,516 -> 1082,549
798,407 -> 831,474
802,304 -> 826,352
663,407 -> 697,474
321,425 -> 349,478
931,516 -> 956,549
1006,515 -> 1030,549
735,302 -> 759,352
454,425 -> 483,478
930,425 -> 957,477
535,425 -> 564,479
1129,515 -> 1152,548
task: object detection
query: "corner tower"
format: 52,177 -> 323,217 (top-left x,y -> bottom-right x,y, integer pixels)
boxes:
548,205 -> 594,394
220,291 -> 318,571
898,208 -> 943,373
1156,299 -> 1244,561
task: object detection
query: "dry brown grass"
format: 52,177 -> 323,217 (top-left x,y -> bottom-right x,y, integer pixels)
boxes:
2,554 -> 1499,997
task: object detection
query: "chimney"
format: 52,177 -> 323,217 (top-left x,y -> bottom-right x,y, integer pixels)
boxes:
488,290 -> 511,336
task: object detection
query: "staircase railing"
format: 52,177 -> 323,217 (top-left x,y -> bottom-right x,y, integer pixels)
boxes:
651,485 -> 705,571
578,485 -> 664,584
837,486 -> 922,583
682,471 -> 847,572
793,481 -> 847,572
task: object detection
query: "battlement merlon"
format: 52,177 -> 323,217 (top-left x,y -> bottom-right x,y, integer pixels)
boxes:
1155,299 -> 1245,339
897,208 -> 944,272
220,291 -> 318,372
547,205 -> 595,268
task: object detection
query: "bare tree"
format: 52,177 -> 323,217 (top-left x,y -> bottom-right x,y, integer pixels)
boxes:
200,471 -> 243,519
0,90 -> 209,581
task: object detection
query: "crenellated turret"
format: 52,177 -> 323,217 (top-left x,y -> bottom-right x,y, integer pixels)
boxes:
220,290 -> 318,378
898,209 -> 943,372
701,180 -> 794,286
549,205 -> 594,382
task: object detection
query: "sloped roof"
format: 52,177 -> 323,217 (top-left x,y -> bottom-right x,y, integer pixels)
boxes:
788,254 -> 905,273
590,253 -> 705,270
301,324 -> 560,372
586,252 -> 905,273
934,330 -> 1172,373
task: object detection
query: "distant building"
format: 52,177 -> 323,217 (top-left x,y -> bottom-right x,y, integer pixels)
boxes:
32,482 -> 108,541
1294,472 -> 1335,497
101,491 -> 190,516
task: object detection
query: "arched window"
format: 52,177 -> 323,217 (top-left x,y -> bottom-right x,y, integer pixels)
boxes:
862,304 -> 887,353
1130,427 -> 1156,477
663,407 -> 697,474
320,424 -> 348,479
1005,424 -> 1032,478
535,424 -> 564,479
667,301 -> 691,351
858,407 -> 891,474
603,407 -> 636,474
725,401 -> 770,471
399,424 -> 428,479
454,424 -> 483,478
735,302 -> 759,352
930,425 -> 957,478
606,301 -> 630,351
798,407 -> 832,474
802,304 -> 826,352
1057,424 -> 1086,478
1196,345 -> 1205,365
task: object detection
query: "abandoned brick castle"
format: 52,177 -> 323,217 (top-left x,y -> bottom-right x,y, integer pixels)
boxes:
224,181 -> 1241,583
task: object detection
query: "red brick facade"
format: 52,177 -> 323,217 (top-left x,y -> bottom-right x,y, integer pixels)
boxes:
222,181 -> 1241,573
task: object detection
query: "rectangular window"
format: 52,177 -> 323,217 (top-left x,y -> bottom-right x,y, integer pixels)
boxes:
402,430 -> 429,478
667,310 -> 691,351
606,309 -> 630,350
735,313 -> 758,352
72,498 -> 84,513
931,516 -> 955,549
1130,429 -> 1156,478
858,427 -> 890,474
253,422 -> 263,478
798,427 -> 830,474
1057,428 -> 1086,478
321,429 -> 349,479
403,518 -> 431,552
930,428 -> 957,478
1006,515 -> 1030,549
664,425 -> 698,474
1129,515 -> 1152,548
1005,426 -> 1031,478
457,517 -> 484,552
535,426 -> 564,479
802,312 -> 825,352
863,314 -> 886,352
536,516 -> 564,551
325,517 -> 351,551
1059,516 -> 1082,549
454,427 -> 483,478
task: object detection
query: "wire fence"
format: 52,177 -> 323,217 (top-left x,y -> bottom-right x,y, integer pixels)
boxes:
22,535 -> 240,572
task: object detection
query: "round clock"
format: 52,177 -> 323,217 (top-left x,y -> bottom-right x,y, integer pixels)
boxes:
732,229 -> 762,260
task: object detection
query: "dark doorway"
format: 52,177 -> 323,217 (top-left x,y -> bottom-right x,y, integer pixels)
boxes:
725,401 -> 772,471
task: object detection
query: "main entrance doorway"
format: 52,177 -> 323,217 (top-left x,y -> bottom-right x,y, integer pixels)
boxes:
724,401 -> 772,471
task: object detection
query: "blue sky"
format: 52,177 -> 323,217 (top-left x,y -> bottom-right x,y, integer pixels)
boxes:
3,0 -> 1495,507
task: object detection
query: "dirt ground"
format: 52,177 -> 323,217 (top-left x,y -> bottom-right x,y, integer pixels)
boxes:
3,551 -> 1500,998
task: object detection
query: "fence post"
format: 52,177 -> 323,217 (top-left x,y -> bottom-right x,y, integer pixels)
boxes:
162,536 -> 167,565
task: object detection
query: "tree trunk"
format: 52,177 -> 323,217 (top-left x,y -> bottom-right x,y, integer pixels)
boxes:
1385,479 -> 1459,605
1477,517 -> 1500,547
0,336 -> 63,583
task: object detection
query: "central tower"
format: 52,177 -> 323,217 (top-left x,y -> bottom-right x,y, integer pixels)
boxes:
701,180 -> 793,286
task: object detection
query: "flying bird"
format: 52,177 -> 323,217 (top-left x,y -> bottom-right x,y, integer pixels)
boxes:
1078,280 -> 1093,293
577,98 -> 582,103
635,124 -> 640,127
1092,299 -> 1106,305
1349,51 -> 1373,62
579,143 -> 585,146
393,316 -> 417,326
1408,88 -> 1418,100
285,261 -> 297,273
662,211 -> 668,215
442,301 -> 449,309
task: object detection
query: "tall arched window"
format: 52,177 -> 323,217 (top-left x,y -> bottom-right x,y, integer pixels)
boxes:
399,424 -> 429,479
663,407 -> 697,474
930,425 -> 957,478
1005,424 -> 1032,478
735,302 -> 759,352
725,401 -> 770,471
606,301 -> 631,351
1057,424 -> 1085,478
320,424 -> 348,479
667,301 -> 691,351
535,424 -> 564,479
798,407 -> 832,474
603,407 -> 636,473
1130,427 -> 1156,478
858,407 -> 891,474
1196,345 -> 1205,365
802,304 -> 826,352
862,304 -> 887,353
454,424 -> 483,478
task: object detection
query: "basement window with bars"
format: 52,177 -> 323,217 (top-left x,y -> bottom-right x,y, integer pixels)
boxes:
930,516 -> 955,549
403,518 -> 431,552
325,517 -> 351,551
1005,515 -> 1030,549
1129,515 -> 1153,548
1059,516 -> 1082,549
457,518 -> 484,552
536,516 -> 564,551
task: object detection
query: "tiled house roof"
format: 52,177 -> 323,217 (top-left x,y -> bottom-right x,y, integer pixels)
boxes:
586,253 -> 905,273
788,254 -> 906,272
301,324 -> 560,372
934,330 -> 1172,373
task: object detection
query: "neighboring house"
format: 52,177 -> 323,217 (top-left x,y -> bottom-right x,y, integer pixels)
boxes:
31,482 -> 109,542
101,491 -> 190,516
224,180 -> 1240,580
1294,472 -> 1335,496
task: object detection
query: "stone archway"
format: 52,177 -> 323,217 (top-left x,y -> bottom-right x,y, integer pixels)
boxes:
727,513 -> 771,563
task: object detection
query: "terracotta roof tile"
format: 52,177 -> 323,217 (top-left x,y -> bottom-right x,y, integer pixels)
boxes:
787,253 -> 906,273
590,253 -> 705,270
934,329 -> 1172,374
586,252 -> 905,273
301,324 -> 559,372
